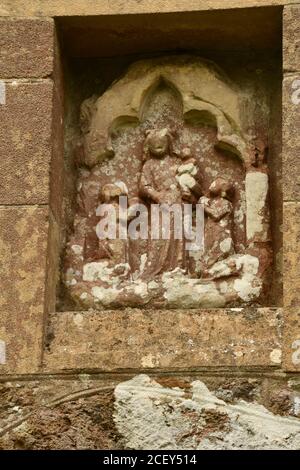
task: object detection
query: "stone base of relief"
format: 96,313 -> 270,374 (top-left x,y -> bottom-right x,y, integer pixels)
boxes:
64,255 -> 263,309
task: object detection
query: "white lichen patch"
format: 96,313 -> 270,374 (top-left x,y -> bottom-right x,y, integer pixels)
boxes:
270,348 -> 282,365
83,261 -> 129,284
114,375 -> 300,450
83,262 -> 112,283
91,285 -> 120,305
233,255 -> 261,302
162,269 -> 225,308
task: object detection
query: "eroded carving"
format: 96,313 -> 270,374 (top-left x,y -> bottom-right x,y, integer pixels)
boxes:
62,56 -> 272,309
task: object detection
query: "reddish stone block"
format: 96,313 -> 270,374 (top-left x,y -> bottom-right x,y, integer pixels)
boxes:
0,81 -> 53,205
0,206 -> 49,374
0,18 -> 54,78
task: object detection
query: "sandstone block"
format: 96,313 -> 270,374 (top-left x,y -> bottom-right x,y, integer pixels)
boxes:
0,206 -> 49,373
0,18 -> 54,78
44,308 -> 282,371
283,202 -> 300,306
283,74 -> 300,201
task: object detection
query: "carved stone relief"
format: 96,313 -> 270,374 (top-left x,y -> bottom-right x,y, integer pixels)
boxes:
62,56 -> 272,309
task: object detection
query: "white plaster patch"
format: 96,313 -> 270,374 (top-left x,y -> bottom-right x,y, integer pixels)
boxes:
141,353 -> 160,368
83,261 -> 129,285
246,172 -> 268,240
148,280 -> 159,290
114,375 -> 300,450
176,173 -> 196,190
162,269 -> 225,308
132,281 -> 148,299
83,262 -> 111,282
91,285 -> 119,305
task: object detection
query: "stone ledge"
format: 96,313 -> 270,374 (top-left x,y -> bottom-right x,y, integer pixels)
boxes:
44,308 -> 282,372
0,1 -> 298,17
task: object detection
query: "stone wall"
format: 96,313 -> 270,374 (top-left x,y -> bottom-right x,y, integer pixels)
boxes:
0,0 -> 300,450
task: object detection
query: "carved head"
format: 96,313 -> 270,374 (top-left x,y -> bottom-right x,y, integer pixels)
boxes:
144,128 -> 171,158
209,177 -> 234,200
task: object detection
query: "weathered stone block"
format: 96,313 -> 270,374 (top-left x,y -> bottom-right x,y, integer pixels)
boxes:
0,81 -> 53,205
44,308 -> 282,371
0,1 -> 298,18
283,202 -> 300,306
49,31 -> 64,224
283,5 -> 300,72
114,374 -> 300,450
283,308 -> 300,372
1,373 -> 300,449
0,206 -> 49,373
45,209 -> 60,315
0,18 -> 54,78
283,74 -> 300,201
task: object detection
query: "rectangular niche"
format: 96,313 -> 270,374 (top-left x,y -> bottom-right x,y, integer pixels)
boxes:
56,6 -> 283,313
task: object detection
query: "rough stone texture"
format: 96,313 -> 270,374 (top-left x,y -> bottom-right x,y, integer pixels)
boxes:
44,309 -> 282,371
0,206 -> 49,374
283,203 -> 300,306
0,374 -> 299,450
283,308 -> 300,371
44,209 -> 60,317
283,74 -> 300,201
283,5 -> 300,72
0,0 -> 298,17
49,28 -> 64,224
114,375 -> 300,450
59,8 -> 282,61
0,18 -> 54,78
0,377 -> 122,450
63,56 -> 272,310
0,81 -> 53,205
